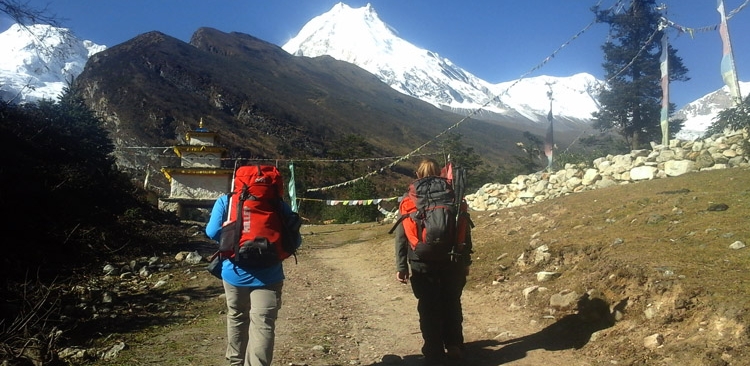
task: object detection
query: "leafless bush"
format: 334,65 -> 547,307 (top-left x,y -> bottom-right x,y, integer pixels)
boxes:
1,273 -> 65,365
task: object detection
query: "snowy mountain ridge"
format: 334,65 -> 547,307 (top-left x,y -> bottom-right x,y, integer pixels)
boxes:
1,3 -> 746,140
281,3 -> 749,138
282,3 -> 601,129
0,23 -> 106,102
673,81 -> 750,140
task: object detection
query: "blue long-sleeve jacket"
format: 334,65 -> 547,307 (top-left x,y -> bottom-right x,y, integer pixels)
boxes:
206,194 -> 297,287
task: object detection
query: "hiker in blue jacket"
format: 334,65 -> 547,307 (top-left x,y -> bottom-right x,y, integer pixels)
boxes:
206,193 -> 299,366
394,158 -> 473,366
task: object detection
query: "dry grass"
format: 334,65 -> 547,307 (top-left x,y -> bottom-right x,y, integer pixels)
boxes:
467,167 -> 750,364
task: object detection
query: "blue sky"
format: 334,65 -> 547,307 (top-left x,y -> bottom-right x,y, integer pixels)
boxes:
7,0 -> 750,107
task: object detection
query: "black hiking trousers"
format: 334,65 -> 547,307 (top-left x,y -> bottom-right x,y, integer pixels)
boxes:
409,260 -> 467,363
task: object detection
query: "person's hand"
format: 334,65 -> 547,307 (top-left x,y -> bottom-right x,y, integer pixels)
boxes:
396,271 -> 409,284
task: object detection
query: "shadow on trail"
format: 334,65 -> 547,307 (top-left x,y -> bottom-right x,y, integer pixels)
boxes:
345,294 -> 623,366
464,296 -> 619,365
369,354 -> 425,366
368,296 -> 620,366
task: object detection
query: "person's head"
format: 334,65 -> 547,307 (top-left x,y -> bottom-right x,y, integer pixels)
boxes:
415,158 -> 440,179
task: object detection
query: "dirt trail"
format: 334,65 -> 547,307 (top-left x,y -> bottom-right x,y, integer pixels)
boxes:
273,223 -> 595,366
90,222 -> 599,365
83,169 -> 750,366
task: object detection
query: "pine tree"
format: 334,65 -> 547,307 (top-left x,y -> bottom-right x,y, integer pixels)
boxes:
592,0 -> 689,149
707,95 -> 750,137
436,133 -> 482,171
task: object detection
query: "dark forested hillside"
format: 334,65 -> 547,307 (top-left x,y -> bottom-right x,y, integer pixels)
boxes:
74,27 -> 532,194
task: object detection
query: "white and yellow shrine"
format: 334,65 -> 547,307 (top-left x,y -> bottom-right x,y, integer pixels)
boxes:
159,119 -> 233,216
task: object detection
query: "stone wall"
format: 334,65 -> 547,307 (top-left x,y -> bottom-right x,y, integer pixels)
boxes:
466,130 -> 750,211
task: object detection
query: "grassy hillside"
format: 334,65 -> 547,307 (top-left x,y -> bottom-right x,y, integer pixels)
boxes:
467,166 -> 750,364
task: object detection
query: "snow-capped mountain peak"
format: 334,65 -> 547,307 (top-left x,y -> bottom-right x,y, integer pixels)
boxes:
0,23 -> 106,102
674,81 -> 750,140
283,3 -> 473,101
284,3 -> 399,61
282,3 -> 601,129
0,4 -> 743,139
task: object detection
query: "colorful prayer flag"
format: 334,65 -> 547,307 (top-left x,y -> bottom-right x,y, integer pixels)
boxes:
659,31 -> 669,145
544,108 -> 554,171
288,162 -> 298,212
717,0 -> 742,104
441,161 -> 453,182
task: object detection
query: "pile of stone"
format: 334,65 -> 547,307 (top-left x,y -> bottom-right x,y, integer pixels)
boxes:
466,130 -> 749,211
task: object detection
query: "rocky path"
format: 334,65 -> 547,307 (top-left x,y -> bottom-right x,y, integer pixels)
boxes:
273,223 -> 594,366
83,222 -> 598,365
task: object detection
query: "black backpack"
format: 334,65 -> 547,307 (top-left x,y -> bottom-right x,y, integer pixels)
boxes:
389,176 -> 457,261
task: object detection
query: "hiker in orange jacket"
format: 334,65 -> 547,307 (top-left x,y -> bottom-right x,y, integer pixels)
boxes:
394,158 -> 472,366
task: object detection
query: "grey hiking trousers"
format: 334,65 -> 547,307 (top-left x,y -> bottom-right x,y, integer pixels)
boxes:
223,280 -> 283,366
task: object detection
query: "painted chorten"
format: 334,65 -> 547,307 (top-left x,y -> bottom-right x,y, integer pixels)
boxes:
159,118 -> 233,216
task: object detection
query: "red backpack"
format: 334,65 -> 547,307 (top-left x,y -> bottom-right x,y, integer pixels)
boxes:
219,165 -> 298,267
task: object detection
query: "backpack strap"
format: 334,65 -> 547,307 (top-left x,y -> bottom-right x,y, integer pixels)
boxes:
232,188 -> 248,259
414,209 -> 426,243
239,182 -> 257,201
277,197 -> 299,265
388,214 -> 409,234
453,167 -> 466,207
218,191 -> 236,259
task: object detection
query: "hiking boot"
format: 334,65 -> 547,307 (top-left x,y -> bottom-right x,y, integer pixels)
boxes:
423,354 -> 446,366
446,345 -> 463,360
